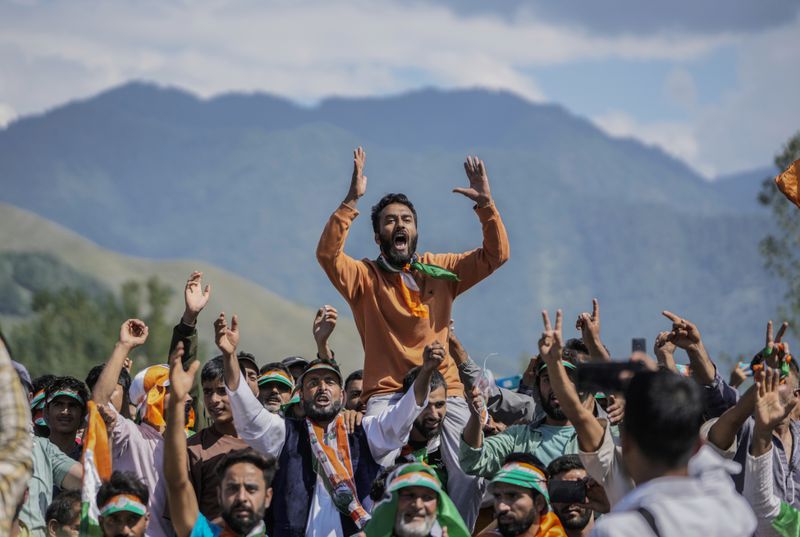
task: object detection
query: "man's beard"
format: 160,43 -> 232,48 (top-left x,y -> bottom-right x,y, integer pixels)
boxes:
412,417 -> 441,440
394,513 -> 436,537
497,510 -> 538,537
539,394 -> 567,421
222,502 -> 263,535
303,399 -> 343,422
556,506 -> 592,531
379,233 -> 418,267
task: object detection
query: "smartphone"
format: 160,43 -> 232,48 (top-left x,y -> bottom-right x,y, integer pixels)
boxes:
576,361 -> 648,394
549,479 -> 586,504
631,338 -> 647,353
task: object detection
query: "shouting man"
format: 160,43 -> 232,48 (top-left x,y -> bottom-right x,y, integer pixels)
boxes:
316,148 -> 509,527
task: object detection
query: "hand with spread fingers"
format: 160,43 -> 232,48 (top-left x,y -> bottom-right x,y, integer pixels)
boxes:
751,367 -> 799,457
183,271 -> 211,326
454,155 -> 492,208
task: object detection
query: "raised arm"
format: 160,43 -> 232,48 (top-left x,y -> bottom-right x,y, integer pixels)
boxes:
433,156 -> 509,295
316,147 -> 369,301
662,311 -> 715,385
216,313 -> 286,457
363,342 -> 443,461
313,305 -> 337,360
164,342 -> 202,537
707,384 -> 756,453
540,309 -> 605,452
575,298 -> 610,362
168,271 -> 210,360
654,331 -> 678,373
93,319 -> 148,406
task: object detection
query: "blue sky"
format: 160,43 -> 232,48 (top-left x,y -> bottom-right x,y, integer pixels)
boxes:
0,0 -> 798,177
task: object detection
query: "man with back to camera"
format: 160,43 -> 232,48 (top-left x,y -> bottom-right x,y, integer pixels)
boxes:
316,147 -> 509,528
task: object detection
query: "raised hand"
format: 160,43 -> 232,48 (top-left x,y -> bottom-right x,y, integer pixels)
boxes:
183,271 -> 211,325
654,331 -> 677,371
576,298 -> 601,342
313,305 -> 338,344
606,394 -> 625,425
764,320 -> 790,368
454,155 -> 492,208
214,312 -> 239,356
119,319 -> 149,349
729,364 -> 748,389
345,146 -> 367,206
168,341 -> 199,401
662,311 -> 704,351
754,367 -> 797,434
422,341 -> 446,372
538,309 -> 563,364
467,385 -> 487,417
447,325 -> 469,366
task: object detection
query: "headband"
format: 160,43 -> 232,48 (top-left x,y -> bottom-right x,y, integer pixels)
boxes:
388,470 -> 443,494
46,389 -> 86,406
257,370 -> 295,390
491,462 -> 550,503
537,360 -> 578,374
99,494 -> 147,517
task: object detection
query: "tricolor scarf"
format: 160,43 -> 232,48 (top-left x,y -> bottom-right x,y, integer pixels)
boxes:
80,401 -> 112,536
376,254 -> 458,318
305,415 -> 370,529
364,462 -> 470,537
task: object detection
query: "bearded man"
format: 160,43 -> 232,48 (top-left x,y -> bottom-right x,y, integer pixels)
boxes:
216,313 -> 442,537
316,147 -> 509,528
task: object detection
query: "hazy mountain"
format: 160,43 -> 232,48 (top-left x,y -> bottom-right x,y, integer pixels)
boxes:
0,203 -> 365,374
0,82 -> 782,375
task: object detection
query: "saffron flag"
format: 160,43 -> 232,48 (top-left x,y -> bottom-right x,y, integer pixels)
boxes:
80,401 -> 112,536
775,159 -> 800,208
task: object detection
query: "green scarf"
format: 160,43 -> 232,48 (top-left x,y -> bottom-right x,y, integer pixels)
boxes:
364,463 -> 469,537
376,254 -> 459,281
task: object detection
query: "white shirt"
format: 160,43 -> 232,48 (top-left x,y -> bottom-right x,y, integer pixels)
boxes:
590,446 -> 756,537
744,446 -> 784,537
226,372 -> 427,535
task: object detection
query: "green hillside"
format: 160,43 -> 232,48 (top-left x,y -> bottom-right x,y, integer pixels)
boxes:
0,202 -> 365,376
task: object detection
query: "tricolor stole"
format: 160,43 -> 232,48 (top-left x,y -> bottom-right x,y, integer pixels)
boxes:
306,415 -> 371,529
80,401 -> 112,536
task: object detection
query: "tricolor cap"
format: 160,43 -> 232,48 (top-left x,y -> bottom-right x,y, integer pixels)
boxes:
297,358 -> 343,386
258,369 -> 295,390
30,389 -> 47,410
491,462 -> 550,503
388,463 -> 443,494
99,494 -> 147,517
46,389 -> 86,406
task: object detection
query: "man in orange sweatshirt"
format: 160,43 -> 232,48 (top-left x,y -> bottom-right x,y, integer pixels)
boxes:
316,146 -> 510,528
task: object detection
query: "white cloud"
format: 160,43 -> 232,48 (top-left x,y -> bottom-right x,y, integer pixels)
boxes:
0,103 -> 17,128
0,0 -> 730,116
591,111 -> 710,175
0,0 -> 795,177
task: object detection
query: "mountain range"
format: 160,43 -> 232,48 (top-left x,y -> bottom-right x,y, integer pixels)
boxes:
0,81 -> 782,374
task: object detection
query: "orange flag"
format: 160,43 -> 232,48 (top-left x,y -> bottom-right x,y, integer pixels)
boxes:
80,401 -> 112,534
775,159 -> 800,208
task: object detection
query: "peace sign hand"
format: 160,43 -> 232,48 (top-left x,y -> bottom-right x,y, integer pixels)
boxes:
539,309 -> 564,364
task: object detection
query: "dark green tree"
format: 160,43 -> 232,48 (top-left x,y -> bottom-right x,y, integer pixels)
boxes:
758,131 -> 800,328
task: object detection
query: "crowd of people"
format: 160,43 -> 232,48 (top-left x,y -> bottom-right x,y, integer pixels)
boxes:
1,148 -> 799,537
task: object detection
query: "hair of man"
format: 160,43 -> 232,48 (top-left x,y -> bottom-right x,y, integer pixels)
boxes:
370,193 -> 418,234
623,370 -> 703,468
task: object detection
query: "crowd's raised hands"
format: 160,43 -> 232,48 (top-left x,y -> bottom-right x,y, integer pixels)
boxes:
182,271 -> 211,325
576,299 -> 610,362
214,312 -> 239,356
661,311 -> 714,384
